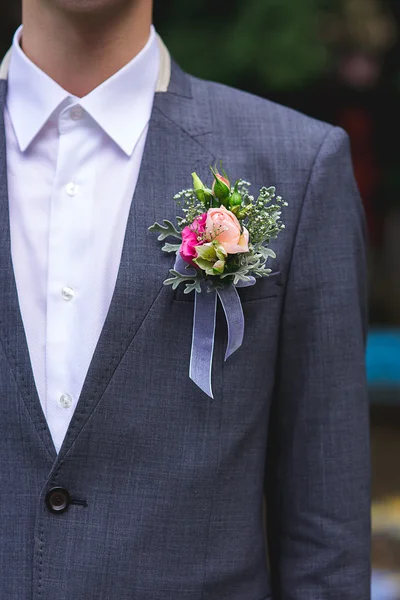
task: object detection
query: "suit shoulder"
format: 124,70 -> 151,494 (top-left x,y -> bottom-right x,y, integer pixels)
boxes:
189,75 -> 335,155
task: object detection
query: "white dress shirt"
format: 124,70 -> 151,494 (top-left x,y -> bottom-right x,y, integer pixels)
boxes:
5,25 -> 160,452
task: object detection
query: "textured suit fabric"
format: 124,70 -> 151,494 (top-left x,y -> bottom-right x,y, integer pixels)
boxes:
0,59 -> 370,600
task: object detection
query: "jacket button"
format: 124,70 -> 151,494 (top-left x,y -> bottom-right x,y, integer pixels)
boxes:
46,487 -> 71,514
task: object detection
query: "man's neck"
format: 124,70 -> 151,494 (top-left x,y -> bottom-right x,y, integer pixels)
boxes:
21,1 -> 152,97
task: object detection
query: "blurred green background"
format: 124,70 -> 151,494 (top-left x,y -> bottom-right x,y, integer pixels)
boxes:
155,0 -> 332,91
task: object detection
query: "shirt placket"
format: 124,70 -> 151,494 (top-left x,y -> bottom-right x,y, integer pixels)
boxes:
45,102 -> 93,451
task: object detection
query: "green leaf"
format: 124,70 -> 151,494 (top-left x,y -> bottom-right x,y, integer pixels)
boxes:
149,220 -> 182,241
258,246 -> 276,260
163,269 -> 201,290
162,243 -> 181,254
233,273 -> 256,285
218,247 -> 274,284
185,280 -> 202,294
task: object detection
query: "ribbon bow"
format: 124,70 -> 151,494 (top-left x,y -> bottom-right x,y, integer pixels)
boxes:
175,255 -> 255,398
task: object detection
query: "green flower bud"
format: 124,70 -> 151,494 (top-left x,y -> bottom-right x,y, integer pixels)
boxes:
236,205 -> 252,220
191,172 -> 213,207
229,183 -> 242,208
192,172 -> 204,191
210,167 -> 231,206
212,260 -> 225,275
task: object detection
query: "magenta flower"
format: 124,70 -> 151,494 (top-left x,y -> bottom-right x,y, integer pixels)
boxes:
180,213 -> 207,265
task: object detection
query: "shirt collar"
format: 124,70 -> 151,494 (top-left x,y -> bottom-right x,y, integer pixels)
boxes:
6,25 -> 160,156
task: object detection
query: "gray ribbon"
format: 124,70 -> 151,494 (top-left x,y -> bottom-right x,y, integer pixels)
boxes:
174,255 -> 255,398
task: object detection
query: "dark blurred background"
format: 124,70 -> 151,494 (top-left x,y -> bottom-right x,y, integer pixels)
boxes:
2,0 -> 400,597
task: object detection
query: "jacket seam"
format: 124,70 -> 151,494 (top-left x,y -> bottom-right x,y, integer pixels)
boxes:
153,105 -> 215,161
283,126 -> 338,297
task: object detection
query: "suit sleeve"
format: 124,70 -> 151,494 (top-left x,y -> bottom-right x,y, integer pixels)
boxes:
265,127 -> 371,599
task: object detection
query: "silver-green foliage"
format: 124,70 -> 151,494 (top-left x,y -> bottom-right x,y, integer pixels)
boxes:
150,176 -> 287,295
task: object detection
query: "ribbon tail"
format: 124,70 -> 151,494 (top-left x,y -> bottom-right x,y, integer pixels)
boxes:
189,287 -> 217,398
217,286 -> 245,361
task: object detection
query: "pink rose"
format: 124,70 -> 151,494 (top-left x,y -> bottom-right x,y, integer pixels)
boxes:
206,206 -> 249,254
180,213 -> 207,264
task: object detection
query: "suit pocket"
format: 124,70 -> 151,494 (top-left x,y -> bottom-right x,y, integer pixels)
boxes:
173,271 -> 283,304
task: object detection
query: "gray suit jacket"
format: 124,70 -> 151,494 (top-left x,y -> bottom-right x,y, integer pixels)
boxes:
0,51 -> 370,599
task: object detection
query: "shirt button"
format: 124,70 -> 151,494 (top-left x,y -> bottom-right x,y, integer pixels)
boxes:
61,286 -> 75,301
70,106 -> 83,120
59,394 -> 73,409
65,182 -> 79,196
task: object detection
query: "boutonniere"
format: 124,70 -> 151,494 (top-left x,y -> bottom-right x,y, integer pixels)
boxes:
149,166 -> 287,398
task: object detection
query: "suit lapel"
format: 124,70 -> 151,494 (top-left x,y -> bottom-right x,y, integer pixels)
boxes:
0,53 -> 214,461
0,81 -> 57,460
56,63 -> 214,460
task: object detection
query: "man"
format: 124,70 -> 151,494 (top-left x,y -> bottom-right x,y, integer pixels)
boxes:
0,0 -> 370,599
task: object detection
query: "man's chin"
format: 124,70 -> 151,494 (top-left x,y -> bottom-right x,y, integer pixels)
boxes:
44,0 -> 135,18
